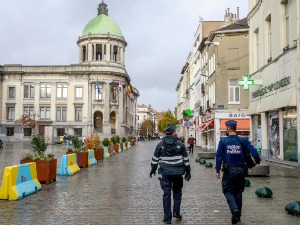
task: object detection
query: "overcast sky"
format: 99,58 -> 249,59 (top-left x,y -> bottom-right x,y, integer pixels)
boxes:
0,0 -> 249,112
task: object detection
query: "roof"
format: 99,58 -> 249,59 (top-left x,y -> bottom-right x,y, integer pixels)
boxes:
215,17 -> 249,32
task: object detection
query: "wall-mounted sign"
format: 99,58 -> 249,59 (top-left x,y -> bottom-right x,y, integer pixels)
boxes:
217,105 -> 224,109
202,114 -> 214,122
252,76 -> 291,98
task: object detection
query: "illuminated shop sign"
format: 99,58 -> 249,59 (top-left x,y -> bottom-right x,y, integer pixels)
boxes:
252,76 -> 291,98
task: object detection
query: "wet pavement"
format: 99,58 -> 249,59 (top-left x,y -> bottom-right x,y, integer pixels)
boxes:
0,141 -> 300,224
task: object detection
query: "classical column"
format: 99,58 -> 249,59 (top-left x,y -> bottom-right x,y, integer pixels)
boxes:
118,85 -> 124,136
87,80 -> 92,135
103,81 -> 111,134
79,46 -> 82,63
88,44 -> 93,62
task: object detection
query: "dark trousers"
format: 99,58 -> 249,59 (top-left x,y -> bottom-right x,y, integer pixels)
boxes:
160,175 -> 183,220
222,167 -> 245,214
189,144 -> 194,153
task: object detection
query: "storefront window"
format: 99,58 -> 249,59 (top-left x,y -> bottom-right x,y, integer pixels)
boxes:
268,112 -> 280,159
283,109 -> 298,162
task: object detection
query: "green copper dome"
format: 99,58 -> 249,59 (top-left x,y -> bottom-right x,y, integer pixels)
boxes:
82,1 -> 123,38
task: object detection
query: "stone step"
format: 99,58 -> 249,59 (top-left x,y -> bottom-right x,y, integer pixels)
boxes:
197,152 -> 216,159
247,163 -> 270,176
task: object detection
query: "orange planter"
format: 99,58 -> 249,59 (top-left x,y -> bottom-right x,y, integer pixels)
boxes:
94,148 -> 104,160
113,144 -> 120,153
75,151 -> 89,168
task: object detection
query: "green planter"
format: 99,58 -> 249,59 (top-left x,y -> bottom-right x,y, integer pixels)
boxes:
255,186 -> 273,198
245,178 -> 251,187
285,201 -> 300,216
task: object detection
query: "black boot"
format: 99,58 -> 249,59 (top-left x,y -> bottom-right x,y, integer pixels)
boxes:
232,209 -> 241,224
163,218 -> 172,224
173,213 -> 182,220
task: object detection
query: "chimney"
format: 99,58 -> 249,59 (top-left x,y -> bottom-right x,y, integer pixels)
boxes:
237,7 -> 240,19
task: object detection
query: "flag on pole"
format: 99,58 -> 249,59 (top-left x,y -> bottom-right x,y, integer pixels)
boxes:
118,81 -> 123,92
127,85 -> 131,94
96,81 -> 101,94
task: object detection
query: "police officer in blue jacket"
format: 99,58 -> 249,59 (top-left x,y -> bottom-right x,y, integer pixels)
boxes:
215,120 -> 261,224
150,124 -> 191,224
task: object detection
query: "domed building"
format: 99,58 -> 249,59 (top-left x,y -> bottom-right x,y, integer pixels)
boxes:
0,1 -> 139,142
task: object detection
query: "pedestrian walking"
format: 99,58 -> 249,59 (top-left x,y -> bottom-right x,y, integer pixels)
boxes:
187,135 -> 195,154
215,120 -> 261,224
0,138 -> 3,150
82,135 -> 85,146
150,124 -> 191,224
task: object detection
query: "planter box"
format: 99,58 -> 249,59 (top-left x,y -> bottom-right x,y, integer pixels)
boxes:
66,152 -> 74,155
130,141 -> 135,146
75,151 -> 89,168
94,148 -> 104,160
125,142 -> 128,149
20,159 -> 57,185
113,144 -> 120,153
119,144 -> 123,151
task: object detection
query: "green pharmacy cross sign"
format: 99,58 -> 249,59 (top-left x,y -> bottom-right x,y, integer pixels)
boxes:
185,109 -> 192,116
238,74 -> 254,90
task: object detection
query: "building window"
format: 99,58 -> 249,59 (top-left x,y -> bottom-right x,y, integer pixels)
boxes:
40,106 -> 51,119
75,107 -> 83,121
8,87 -> 15,99
23,106 -> 34,118
95,83 -> 103,100
229,79 -> 240,103
57,84 -> 68,98
74,128 -> 82,136
75,87 -> 83,99
111,85 -> 118,100
283,109 -> 297,162
24,84 -> 34,98
7,107 -> 15,120
57,128 -> 65,137
24,128 -> 32,137
6,127 -> 14,136
228,48 -> 240,70
40,84 -> 51,98
56,107 -> 67,121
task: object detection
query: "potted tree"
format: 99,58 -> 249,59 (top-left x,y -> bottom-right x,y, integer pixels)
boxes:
20,133 -> 57,185
92,134 -> 104,160
122,136 -> 127,150
102,138 -> 110,158
111,135 -> 120,153
72,134 -> 89,168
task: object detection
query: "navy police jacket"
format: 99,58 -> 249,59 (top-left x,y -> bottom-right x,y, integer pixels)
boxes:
216,135 -> 261,173
151,135 -> 190,175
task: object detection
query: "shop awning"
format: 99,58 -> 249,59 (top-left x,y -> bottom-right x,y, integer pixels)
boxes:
258,94 -> 276,113
246,100 -> 260,115
272,88 -> 296,110
200,120 -> 213,132
220,119 -> 250,131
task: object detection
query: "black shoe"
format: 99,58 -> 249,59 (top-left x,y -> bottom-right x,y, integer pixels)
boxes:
163,218 -> 172,224
173,213 -> 182,220
232,209 -> 241,224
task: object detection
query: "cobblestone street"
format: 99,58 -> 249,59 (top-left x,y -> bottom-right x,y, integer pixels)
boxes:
0,141 -> 300,224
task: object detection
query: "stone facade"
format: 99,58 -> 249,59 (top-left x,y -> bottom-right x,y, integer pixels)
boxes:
0,2 -> 139,143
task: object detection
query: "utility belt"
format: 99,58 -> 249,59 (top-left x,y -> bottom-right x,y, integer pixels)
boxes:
221,163 -> 247,172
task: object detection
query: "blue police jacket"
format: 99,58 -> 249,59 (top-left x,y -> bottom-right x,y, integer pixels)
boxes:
216,135 -> 261,173
151,135 -> 190,175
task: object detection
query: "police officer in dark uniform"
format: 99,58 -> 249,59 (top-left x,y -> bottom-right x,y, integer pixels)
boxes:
150,124 -> 191,224
215,120 -> 261,224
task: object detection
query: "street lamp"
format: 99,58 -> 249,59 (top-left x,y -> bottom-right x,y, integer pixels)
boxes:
205,41 -> 219,46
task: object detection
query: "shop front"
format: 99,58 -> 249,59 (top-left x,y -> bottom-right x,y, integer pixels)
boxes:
214,110 -> 251,151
